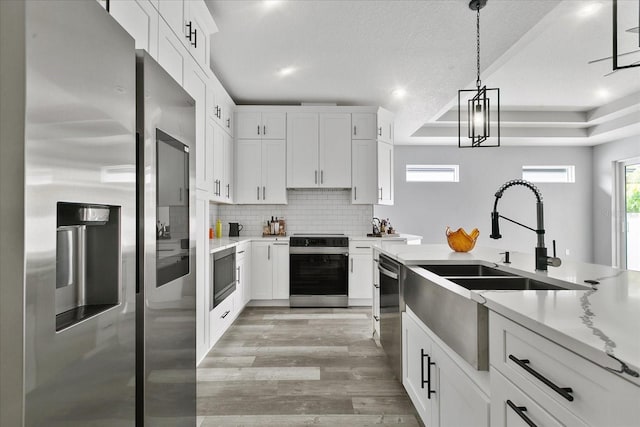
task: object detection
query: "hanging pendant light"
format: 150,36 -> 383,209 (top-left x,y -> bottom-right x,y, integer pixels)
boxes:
458,0 -> 500,148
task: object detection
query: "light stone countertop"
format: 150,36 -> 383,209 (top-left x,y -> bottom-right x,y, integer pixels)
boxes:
376,244 -> 640,386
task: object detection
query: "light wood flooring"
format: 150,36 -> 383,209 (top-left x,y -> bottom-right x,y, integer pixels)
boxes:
197,306 -> 421,427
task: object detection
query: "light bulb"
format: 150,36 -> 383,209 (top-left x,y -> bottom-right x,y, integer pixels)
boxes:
473,104 -> 484,134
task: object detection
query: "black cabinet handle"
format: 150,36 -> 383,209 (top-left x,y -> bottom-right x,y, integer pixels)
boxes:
257,125 -> 260,135
221,310 -> 230,319
374,284 -> 380,289
508,355 -> 574,401
421,349 -> 428,389
192,28 -> 197,48
427,354 -> 435,399
506,400 -> 537,427
353,125 -> 357,136
373,315 -> 379,321
227,118 -> 230,128
186,21 -> 193,41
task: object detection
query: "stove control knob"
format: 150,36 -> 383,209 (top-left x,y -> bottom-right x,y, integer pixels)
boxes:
305,239 -> 310,247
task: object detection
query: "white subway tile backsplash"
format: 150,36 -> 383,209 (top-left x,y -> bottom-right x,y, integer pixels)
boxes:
212,189 -> 372,237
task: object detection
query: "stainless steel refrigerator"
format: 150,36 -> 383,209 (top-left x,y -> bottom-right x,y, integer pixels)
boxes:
135,51 -> 197,426
17,1 -> 196,425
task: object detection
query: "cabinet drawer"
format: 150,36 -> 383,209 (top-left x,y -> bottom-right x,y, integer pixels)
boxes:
209,293 -> 235,346
490,312 -> 640,426
492,369 -> 584,427
349,240 -> 374,254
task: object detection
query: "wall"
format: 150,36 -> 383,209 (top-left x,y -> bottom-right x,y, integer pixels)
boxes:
213,189 -> 373,237
375,145 -> 594,263
0,0 -> 25,424
592,136 -> 640,266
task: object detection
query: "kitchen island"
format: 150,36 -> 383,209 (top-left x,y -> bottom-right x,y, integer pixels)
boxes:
377,244 -> 640,427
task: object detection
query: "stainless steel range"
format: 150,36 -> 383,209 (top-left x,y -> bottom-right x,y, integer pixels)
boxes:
289,234 -> 349,307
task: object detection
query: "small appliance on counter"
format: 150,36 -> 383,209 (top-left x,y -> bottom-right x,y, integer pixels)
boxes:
229,222 -> 243,237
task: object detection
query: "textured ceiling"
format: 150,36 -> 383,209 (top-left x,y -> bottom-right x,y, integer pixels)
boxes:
205,0 -> 639,145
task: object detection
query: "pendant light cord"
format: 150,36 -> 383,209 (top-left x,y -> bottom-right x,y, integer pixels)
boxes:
476,3 -> 481,89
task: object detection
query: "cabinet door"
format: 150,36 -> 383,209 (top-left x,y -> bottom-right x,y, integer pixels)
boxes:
262,140 -> 287,204
377,141 -> 394,205
157,18 -> 186,85
272,242 -> 290,299
195,198 -> 209,362
402,312 -> 435,426
251,242 -> 273,299
352,139 -> 378,204
377,112 -> 394,143
235,140 -> 262,204
183,1 -> 208,66
352,113 -> 376,140
319,113 -> 351,188
287,113 -> 319,188
236,112 -> 261,139
261,112 -> 286,139
157,0 -> 185,42
223,132 -> 233,202
183,61 -> 208,191
210,123 -> 224,200
203,120 -> 215,195
433,342 -> 490,427
240,247 -> 252,306
109,0 -> 158,58
349,253 -> 372,300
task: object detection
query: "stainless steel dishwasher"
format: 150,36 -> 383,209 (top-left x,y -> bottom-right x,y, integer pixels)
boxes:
378,254 -> 404,380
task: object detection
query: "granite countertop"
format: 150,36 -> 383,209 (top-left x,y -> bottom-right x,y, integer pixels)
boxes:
378,244 -> 640,385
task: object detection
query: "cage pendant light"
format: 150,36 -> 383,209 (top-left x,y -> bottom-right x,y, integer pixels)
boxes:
458,0 -> 500,148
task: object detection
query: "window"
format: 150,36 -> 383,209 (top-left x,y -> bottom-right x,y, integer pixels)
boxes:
406,165 -> 459,182
522,165 -> 575,183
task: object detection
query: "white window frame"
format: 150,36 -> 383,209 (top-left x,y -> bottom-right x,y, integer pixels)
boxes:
406,164 -> 459,183
522,165 -> 575,183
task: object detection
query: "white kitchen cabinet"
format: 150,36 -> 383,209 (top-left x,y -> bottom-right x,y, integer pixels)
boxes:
222,131 -> 233,202
489,311 -> 640,427
157,0 -> 184,41
209,287 -> 235,348
351,139 -> 378,204
195,198 -> 209,363
234,242 -> 251,311
157,18 -> 187,85
403,308 -> 490,427
372,249 -> 380,340
377,108 -> 394,144
236,111 -> 286,140
211,123 -> 224,200
183,59 -> 208,192
251,241 -> 289,300
352,113 -> 377,140
109,0 -> 158,58
235,139 -> 287,204
203,120 -> 216,195
348,241 -> 373,303
377,140 -> 394,205
287,112 -> 351,188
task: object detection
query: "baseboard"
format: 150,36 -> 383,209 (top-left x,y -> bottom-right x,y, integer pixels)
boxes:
247,299 -> 290,307
348,298 -> 372,307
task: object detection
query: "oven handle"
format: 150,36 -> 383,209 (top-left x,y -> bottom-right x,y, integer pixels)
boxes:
378,264 -> 398,280
289,247 -> 349,255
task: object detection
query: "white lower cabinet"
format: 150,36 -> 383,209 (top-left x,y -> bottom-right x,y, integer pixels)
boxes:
403,308 -> 490,427
348,240 -> 373,303
208,290 -> 235,347
251,241 -> 289,300
235,242 -> 251,308
489,311 -> 640,427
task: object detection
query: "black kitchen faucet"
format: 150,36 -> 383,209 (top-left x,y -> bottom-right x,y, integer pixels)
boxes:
490,179 -> 561,271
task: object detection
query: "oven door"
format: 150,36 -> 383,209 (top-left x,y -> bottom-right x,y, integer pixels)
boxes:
210,247 -> 236,310
289,250 -> 348,296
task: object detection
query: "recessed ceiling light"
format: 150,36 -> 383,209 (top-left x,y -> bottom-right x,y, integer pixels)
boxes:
263,0 -> 282,10
392,88 -> 407,99
578,2 -> 603,18
277,66 -> 296,77
596,88 -> 610,99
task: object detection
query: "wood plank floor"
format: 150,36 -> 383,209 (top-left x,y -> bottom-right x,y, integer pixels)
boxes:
197,307 -> 421,427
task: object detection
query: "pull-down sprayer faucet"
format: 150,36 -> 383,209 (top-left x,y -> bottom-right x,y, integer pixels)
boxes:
490,179 -> 561,271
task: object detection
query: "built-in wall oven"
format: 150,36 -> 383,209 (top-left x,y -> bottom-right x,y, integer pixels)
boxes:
379,254 -> 403,380
210,247 -> 236,309
289,234 -> 349,307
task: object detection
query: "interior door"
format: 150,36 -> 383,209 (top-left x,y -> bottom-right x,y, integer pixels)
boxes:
619,159 -> 640,270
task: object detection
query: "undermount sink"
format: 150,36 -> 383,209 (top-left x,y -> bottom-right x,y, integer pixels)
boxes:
446,276 -> 564,291
420,264 -> 515,277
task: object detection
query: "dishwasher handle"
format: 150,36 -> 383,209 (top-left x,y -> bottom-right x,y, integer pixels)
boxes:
378,264 -> 398,280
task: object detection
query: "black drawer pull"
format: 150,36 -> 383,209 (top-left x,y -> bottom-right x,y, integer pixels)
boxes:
420,349 -> 428,389
507,400 -> 537,427
221,310 -> 230,319
508,355 -> 574,401
373,315 -> 379,321
374,284 -> 380,289
427,354 -> 435,399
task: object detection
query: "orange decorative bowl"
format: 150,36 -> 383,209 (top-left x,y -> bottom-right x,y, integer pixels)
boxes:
446,227 -> 480,252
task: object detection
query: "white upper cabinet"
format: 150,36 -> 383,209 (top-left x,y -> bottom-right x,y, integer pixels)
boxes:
222,131 -> 233,202
157,0 -> 185,40
183,60 -> 208,192
351,139 -> 378,204
352,113 -> 377,140
235,139 -> 287,204
377,140 -> 394,205
109,0 -> 159,58
286,113 -> 319,188
287,112 -> 351,188
236,112 -> 286,140
319,113 -> 351,188
157,18 -> 187,85
377,108 -> 394,144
